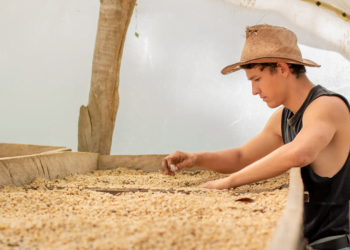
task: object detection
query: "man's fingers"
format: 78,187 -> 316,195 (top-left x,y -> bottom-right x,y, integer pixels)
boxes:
167,157 -> 175,175
197,183 -> 207,188
197,181 -> 214,189
176,156 -> 196,171
162,157 -> 176,176
175,160 -> 189,171
162,158 -> 170,175
162,152 -> 189,175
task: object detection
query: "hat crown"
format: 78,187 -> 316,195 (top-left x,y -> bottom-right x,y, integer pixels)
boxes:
240,24 -> 303,62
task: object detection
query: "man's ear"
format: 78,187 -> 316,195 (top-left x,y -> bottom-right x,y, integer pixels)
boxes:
277,63 -> 290,78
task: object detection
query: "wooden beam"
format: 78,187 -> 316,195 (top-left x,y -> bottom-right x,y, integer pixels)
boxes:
99,154 -> 205,172
266,167 -> 307,250
0,143 -> 68,158
0,152 -> 98,187
78,0 -> 137,155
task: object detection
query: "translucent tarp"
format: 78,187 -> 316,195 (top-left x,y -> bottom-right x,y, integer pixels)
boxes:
0,0 -> 349,154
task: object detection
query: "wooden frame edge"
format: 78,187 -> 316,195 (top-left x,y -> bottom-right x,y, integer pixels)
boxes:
0,143 -> 71,159
266,167 -> 306,250
99,154 -> 205,172
0,151 -> 98,187
0,147 -> 72,161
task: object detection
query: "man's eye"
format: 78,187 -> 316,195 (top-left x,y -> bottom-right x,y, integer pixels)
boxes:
255,78 -> 260,82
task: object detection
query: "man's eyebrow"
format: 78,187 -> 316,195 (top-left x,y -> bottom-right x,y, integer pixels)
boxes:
248,75 -> 257,80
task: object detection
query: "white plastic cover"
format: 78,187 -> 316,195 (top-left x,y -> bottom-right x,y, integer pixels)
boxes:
0,0 -> 349,154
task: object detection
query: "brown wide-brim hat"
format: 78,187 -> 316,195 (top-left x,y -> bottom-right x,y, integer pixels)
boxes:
221,24 -> 321,75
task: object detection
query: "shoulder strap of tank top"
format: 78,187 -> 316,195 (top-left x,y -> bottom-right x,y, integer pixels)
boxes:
319,86 -> 350,112
281,85 -> 350,144
288,85 -> 350,128
281,107 -> 290,144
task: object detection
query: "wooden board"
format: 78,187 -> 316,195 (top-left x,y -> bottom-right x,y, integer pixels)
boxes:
266,167 -> 307,250
0,152 -> 98,187
0,148 -> 304,248
99,154 -> 205,172
0,143 -> 69,158
87,187 -> 276,195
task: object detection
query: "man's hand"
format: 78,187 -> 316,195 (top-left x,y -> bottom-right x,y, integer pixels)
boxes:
197,177 -> 233,190
162,151 -> 197,176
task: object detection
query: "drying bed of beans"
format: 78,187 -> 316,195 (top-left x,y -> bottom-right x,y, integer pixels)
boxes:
0,169 -> 289,250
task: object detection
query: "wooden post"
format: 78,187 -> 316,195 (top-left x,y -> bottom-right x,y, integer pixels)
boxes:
78,0 -> 137,155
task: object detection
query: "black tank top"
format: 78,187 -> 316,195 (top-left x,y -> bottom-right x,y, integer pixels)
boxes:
281,85 -> 350,243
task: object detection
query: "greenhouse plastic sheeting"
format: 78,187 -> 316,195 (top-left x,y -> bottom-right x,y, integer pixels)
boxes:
0,0 -> 349,154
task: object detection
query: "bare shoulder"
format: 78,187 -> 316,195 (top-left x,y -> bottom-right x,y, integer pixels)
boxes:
264,106 -> 283,137
304,95 -> 350,123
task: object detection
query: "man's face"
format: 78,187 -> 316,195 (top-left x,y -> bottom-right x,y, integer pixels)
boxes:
244,66 -> 286,108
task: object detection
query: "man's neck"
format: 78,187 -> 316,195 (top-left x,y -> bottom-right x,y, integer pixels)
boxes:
282,75 -> 315,114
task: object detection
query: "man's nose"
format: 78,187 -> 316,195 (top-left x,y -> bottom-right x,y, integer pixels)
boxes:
252,82 -> 261,96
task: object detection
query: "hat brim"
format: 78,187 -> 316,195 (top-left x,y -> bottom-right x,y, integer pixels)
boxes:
221,57 -> 321,75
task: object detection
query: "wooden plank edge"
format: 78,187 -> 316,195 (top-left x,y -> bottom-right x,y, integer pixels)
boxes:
0,143 -> 69,159
266,167 -> 306,250
0,147 -> 72,161
0,142 -> 67,149
99,154 -> 205,172
0,152 -> 99,187
87,187 -> 276,195
40,148 -> 72,154
23,187 -> 277,195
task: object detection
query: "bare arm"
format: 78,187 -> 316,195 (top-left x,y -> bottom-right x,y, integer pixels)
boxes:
199,96 -> 342,189
193,107 -> 284,173
162,107 -> 284,175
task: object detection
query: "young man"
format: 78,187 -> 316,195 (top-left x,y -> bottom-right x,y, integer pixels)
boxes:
162,24 -> 350,249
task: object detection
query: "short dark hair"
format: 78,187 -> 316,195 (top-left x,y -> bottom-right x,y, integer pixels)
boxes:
240,63 -> 306,78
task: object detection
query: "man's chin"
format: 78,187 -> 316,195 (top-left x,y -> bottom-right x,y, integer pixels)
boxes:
266,102 -> 279,109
